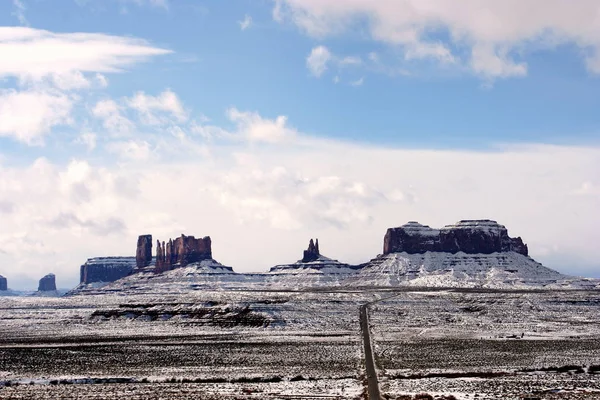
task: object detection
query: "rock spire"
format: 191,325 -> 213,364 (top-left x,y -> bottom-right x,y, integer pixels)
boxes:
135,234 -> 153,268
302,238 -> 321,262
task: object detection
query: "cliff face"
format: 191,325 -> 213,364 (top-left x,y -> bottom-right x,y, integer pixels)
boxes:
80,257 -> 136,284
155,234 -> 212,273
384,220 -> 528,256
38,273 -> 56,291
136,235 -> 153,268
0,275 -> 7,291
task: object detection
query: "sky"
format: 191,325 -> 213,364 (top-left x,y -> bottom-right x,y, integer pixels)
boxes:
0,0 -> 599,290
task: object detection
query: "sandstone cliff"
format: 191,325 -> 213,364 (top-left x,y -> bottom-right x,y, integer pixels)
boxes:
384,220 -> 528,256
136,235 -> 153,268
155,234 -> 212,273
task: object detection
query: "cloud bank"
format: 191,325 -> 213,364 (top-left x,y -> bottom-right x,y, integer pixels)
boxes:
275,0 -> 600,79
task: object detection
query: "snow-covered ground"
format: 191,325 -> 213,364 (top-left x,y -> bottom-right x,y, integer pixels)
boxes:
2,248 -> 600,399
1,287 -> 599,399
346,251 -> 600,289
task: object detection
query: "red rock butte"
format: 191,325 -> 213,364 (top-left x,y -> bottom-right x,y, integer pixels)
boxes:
155,234 -> 212,273
383,220 -> 528,256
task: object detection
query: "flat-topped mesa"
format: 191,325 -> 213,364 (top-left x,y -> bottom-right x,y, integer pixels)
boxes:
38,273 -> 56,291
80,257 -> 136,284
384,222 -> 440,254
302,238 -> 320,262
384,219 -> 528,256
135,235 -> 153,268
0,275 -> 7,291
155,234 -> 212,273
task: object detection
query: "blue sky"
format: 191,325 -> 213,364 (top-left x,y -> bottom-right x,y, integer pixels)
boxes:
0,0 -> 599,289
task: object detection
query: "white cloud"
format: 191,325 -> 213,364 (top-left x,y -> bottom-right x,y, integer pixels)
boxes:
0,27 -> 171,84
0,89 -> 73,145
471,44 -> 527,79
227,108 -> 297,143
92,99 -> 134,135
75,132 -> 97,151
0,27 -> 170,146
208,167 -> 382,230
306,45 -> 332,77
306,46 -> 365,78
404,42 -> 455,64
239,14 -> 253,31
125,89 -> 187,125
275,0 -> 600,79
48,71 -> 92,91
95,73 -> 109,88
107,140 -> 152,161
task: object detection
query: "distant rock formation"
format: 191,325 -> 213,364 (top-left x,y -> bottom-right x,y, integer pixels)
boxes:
38,273 -> 56,291
0,275 -> 7,291
80,257 -> 136,284
269,238 -> 360,277
384,220 -> 528,256
302,238 -> 320,262
136,235 -> 153,268
155,234 -> 212,273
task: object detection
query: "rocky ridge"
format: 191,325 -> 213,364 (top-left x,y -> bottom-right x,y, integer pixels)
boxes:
0,275 -> 6,291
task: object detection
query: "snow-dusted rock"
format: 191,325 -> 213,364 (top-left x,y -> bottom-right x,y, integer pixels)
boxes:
384,219 -> 528,255
348,251 -> 599,289
265,239 -> 360,287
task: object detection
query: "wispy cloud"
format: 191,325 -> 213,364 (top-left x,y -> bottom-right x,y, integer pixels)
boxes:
239,14 -> 253,31
306,45 -> 364,81
11,0 -> 28,26
350,77 -> 364,87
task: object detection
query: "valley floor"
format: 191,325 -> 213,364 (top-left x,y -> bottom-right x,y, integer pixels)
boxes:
0,288 -> 599,399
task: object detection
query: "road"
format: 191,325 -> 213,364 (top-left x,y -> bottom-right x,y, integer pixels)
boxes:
360,303 -> 381,400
